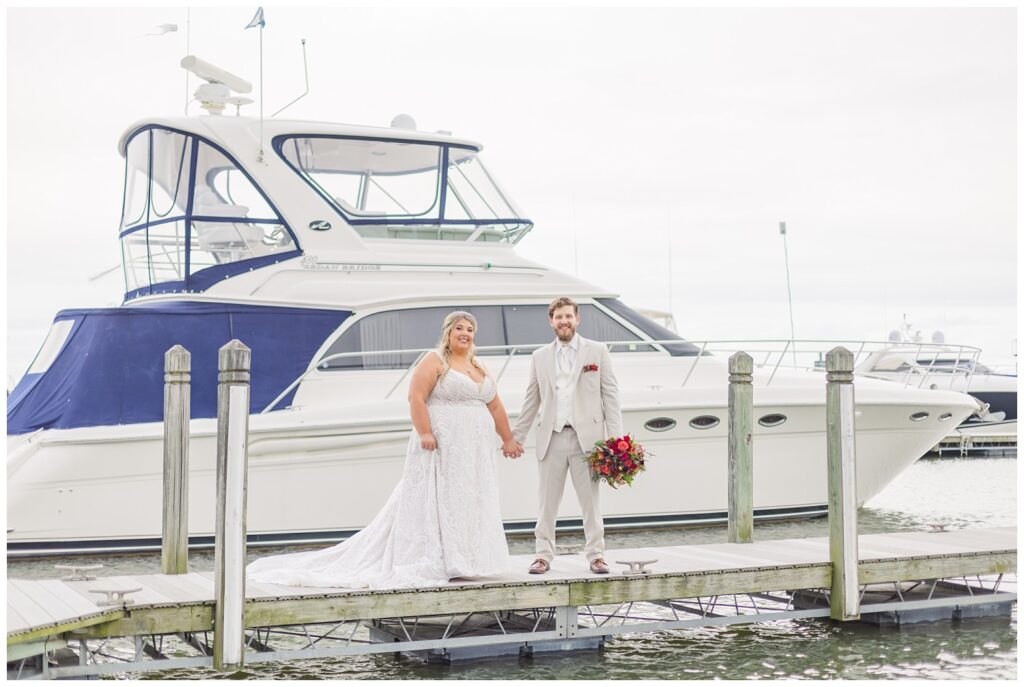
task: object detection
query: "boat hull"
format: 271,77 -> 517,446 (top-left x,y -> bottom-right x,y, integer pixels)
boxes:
7,389 -> 976,557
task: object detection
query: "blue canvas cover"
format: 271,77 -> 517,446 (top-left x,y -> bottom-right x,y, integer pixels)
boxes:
7,302 -> 351,435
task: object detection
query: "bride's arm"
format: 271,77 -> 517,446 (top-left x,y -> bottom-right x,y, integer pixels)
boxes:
408,353 -> 443,450
487,394 -> 523,458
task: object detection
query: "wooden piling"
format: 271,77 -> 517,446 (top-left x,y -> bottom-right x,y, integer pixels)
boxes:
213,340 -> 251,672
727,352 -> 754,544
162,345 -> 190,575
826,346 -> 860,620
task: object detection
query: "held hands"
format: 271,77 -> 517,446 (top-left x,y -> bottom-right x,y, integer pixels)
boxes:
419,432 -> 438,451
502,438 -> 524,459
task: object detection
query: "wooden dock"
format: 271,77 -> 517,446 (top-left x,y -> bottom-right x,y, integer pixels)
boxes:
7,526 -> 1016,678
931,429 -> 1017,457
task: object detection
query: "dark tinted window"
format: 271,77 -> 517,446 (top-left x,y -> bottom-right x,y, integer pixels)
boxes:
598,298 -> 701,356
322,302 -> 658,370
503,304 -> 653,353
321,306 -> 503,370
503,305 -> 554,351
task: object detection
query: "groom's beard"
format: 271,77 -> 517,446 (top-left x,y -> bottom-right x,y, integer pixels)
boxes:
555,325 -> 576,342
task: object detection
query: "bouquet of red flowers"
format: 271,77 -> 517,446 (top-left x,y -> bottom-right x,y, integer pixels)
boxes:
583,435 -> 648,488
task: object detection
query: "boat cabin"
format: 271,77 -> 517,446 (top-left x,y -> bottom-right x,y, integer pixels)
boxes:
116,118 -> 533,300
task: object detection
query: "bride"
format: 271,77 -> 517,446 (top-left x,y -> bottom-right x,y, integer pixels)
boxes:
247,311 -> 523,589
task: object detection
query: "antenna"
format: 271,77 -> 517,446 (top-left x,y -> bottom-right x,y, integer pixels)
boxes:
667,203 -> 674,323
272,39 -> 311,117
180,56 -> 253,115
779,221 -> 797,367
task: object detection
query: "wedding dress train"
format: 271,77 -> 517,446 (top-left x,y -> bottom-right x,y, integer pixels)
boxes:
246,365 -> 511,589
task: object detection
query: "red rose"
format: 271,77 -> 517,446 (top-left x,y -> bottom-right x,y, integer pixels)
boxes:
601,465 -> 610,475
623,458 -> 635,470
616,440 -> 629,453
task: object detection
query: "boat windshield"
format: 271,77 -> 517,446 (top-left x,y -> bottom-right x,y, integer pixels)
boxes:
275,135 -> 532,243
119,127 -> 299,299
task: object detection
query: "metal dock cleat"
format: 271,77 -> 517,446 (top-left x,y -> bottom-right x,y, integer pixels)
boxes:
88,587 -> 142,607
615,559 -> 658,575
926,523 -> 950,532
54,564 -> 103,581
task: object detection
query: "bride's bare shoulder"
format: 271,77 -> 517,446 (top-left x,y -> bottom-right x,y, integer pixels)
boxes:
420,350 -> 445,372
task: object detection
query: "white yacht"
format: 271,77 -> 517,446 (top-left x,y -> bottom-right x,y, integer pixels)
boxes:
856,322 -> 1017,436
6,61 -> 981,557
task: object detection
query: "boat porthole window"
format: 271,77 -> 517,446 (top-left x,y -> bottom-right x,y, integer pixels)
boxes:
909,411 -> 930,422
644,417 -> 677,432
758,413 -> 787,428
938,412 -> 953,422
689,415 -> 720,430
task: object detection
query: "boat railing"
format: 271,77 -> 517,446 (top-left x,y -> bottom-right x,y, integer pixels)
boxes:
704,339 -> 983,390
260,338 -> 984,413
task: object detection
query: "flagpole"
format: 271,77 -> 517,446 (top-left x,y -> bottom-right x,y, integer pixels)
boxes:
258,21 -> 264,162
184,7 -> 191,115
245,8 -> 266,161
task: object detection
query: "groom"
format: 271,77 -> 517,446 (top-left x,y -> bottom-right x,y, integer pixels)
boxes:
513,297 -> 623,575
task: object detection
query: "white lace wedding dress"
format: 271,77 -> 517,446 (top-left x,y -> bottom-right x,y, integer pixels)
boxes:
247,363 -> 511,589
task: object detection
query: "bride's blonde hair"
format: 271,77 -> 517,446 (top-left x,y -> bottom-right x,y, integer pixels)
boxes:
436,311 -> 487,377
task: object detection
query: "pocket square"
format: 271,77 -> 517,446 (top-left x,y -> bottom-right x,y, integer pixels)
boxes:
583,364 -> 599,373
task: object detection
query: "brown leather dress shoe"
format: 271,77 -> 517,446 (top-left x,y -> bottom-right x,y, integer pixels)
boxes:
590,557 -> 610,575
528,558 -> 550,574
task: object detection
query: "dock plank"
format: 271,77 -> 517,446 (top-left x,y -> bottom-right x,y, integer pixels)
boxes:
7,601 -> 29,635
858,535 -> 985,558
140,574 -> 213,605
678,542 -> 826,567
651,545 -> 819,572
6,583 -> 59,630
32,580 -> 104,619
9,580 -> 80,625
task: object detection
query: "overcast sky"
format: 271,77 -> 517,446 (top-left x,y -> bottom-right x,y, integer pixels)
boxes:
4,6 -> 1017,383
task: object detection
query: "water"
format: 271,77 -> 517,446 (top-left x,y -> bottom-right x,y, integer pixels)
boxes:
8,456 -> 1016,679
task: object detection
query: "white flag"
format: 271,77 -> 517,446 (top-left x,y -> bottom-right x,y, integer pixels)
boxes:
245,7 -> 265,29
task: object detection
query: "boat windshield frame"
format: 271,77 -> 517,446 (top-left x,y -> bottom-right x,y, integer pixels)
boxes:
118,124 -> 301,301
273,133 -> 533,244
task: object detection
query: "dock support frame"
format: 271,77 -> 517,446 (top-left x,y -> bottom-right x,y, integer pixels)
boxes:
16,573 -> 1013,679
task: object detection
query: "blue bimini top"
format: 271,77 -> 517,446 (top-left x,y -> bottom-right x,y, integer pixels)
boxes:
7,301 -> 351,435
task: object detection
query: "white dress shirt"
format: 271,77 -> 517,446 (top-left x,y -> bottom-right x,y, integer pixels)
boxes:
553,333 -> 579,432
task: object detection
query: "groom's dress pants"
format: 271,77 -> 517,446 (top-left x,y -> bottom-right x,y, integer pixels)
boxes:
535,427 -> 605,563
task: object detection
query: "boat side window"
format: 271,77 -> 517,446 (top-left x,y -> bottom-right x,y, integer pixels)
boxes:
320,306 -> 504,370
320,303 -> 661,371
119,126 -> 297,299
597,299 -> 702,356
26,319 -> 76,375
926,359 -> 982,374
503,305 -> 656,353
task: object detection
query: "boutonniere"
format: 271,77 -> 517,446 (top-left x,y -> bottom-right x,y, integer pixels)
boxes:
583,364 -> 599,373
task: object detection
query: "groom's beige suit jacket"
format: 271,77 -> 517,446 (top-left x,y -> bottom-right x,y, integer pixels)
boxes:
514,336 -> 624,460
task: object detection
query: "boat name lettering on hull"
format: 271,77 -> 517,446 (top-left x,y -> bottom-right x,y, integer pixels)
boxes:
301,256 -> 381,272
